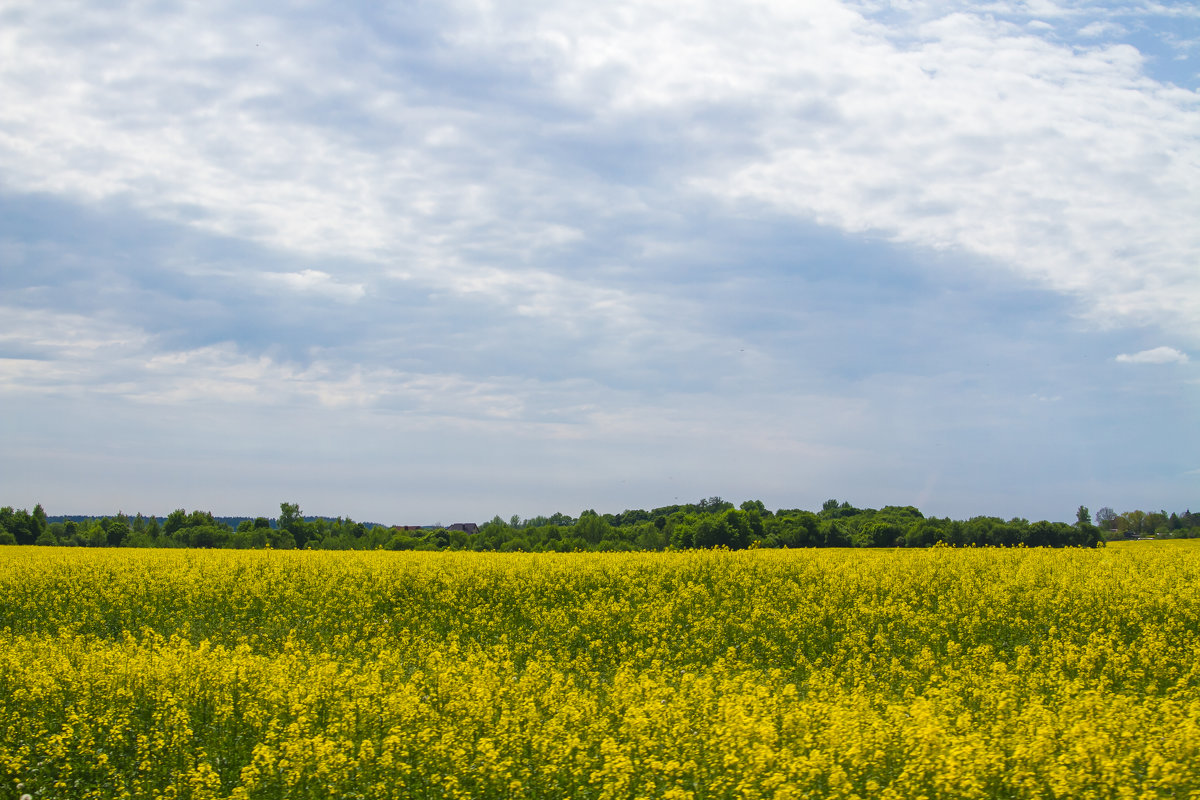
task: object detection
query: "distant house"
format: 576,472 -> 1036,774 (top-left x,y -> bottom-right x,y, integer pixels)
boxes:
447,522 -> 479,535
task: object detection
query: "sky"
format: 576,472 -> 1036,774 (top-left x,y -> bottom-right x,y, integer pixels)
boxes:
1,0 -> 1197,525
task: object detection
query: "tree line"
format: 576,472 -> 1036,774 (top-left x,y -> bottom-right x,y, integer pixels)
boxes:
4,499 -> 1194,551
1092,506 -> 1200,538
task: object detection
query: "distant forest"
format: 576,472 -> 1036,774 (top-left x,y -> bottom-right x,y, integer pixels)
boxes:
2,499 -> 1197,551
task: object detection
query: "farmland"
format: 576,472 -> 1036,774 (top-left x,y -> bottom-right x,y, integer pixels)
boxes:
2,542 -> 1199,799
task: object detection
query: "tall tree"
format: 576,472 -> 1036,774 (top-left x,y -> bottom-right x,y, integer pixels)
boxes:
1095,507 -> 1117,530
32,503 -> 48,538
575,510 -> 611,545
278,502 -> 302,531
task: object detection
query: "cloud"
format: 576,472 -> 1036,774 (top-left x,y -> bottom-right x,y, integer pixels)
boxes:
1,0 -> 1196,351
1077,21 -> 1126,38
1115,346 -> 1190,364
260,270 -> 366,302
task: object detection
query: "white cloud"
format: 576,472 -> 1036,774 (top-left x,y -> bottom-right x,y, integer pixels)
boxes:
0,307 -> 148,361
681,12 -> 1198,338
261,270 -> 366,302
1,0 -> 1196,351
1077,21 -> 1126,38
1115,346 -> 1190,364
453,2 -> 1200,340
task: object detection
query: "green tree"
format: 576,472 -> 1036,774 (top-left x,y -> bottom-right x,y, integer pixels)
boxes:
278,502 -> 311,547
853,521 -> 902,548
268,527 -> 296,549
183,525 -> 229,548
697,497 -> 733,514
740,499 -> 768,516
80,520 -> 108,547
575,511 -> 611,545
12,509 -> 37,545
904,519 -> 948,548
721,508 -> 751,549
106,512 -> 131,547
770,512 -> 820,547
278,502 -> 302,531
163,509 -> 188,538
1025,520 -> 1058,547
1074,506 -> 1101,546
823,520 -> 851,547
32,503 -> 48,539
1116,510 -> 1146,538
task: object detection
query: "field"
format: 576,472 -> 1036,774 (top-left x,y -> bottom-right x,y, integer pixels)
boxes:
2,542 -> 1199,799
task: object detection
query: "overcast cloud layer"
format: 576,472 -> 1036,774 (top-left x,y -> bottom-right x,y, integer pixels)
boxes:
1,0 -> 1197,524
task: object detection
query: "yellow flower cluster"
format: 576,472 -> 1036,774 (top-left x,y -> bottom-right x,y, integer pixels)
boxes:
2,542 -> 1199,799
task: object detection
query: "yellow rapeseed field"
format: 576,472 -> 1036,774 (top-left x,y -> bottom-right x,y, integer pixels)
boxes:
2,542 -> 1199,799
